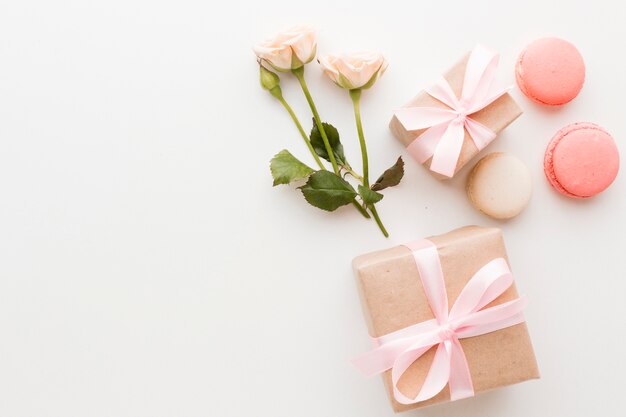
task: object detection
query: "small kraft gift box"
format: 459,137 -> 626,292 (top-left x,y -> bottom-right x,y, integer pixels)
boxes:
352,226 -> 539,412
389,45 -> 523,179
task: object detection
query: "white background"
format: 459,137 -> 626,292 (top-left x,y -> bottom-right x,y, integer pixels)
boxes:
1,0 -> 625,416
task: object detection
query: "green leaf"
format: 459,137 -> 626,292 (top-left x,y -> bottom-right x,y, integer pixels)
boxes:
309,120 -> 346,166
298,171 -> 357,211
358,185 -> 383,205
371,157 -> 405,191
270,150 -> 314,186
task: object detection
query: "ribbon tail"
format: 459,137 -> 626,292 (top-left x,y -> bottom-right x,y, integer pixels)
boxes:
447,338 -> 474,401
429,118 -> 465,177
352,337 -> 422,377
393,342 -> 450,405
426,77 -> 461,109
352,319 -> 442,377
406,123 -> 449,164
464,117 -> 497,151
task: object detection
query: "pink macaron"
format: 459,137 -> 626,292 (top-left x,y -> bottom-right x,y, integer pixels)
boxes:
516,38 -> 585,105
544,123 -> 619,198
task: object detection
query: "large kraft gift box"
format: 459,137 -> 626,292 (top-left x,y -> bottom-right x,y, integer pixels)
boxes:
352,226 -> 539,412
389,52 -> 523,179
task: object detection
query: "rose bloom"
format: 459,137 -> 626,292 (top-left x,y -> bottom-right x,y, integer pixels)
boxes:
318,52 -> 388,89
253,25 -> 317,71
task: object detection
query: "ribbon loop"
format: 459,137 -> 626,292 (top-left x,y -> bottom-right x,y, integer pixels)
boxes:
426,76 -> 461,110
461,44 -> 499,107
448,258 -> 513,320
394,45 -> 510,178
353,240 -> 527,405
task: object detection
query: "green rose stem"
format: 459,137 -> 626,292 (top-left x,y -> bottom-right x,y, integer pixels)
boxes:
280,96 -> 368,218
276,95 -> 371,219
350,88 -> 389,237
343,166 -> 364,181
290,65 -> 370,219
260,65 -> 325,171
276,96 -> 326,170
291,66 -> 340,173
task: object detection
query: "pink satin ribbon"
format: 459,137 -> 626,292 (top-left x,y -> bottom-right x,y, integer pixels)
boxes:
353,239 -> 527,405
394,45 -> 510,178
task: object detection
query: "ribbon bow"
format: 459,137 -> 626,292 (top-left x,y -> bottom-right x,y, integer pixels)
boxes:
394,45 -> 510,178
353,239 -> 527,405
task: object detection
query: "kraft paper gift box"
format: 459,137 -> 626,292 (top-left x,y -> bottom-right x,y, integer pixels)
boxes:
389,47 -> 523,179
352,226 -> 539,412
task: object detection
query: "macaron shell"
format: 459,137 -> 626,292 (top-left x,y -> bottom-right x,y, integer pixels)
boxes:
516,38 -> 585,105
545,123 -> 619,198
467,153 -> 532,219
544,130 -> 578,198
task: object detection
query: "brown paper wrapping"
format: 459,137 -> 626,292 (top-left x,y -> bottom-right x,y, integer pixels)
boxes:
389,53 -> 523,179
353,226 -> 539,412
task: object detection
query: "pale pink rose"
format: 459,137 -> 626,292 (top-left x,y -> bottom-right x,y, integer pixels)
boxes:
253,25 -> 318,71
318,52 -> 388,89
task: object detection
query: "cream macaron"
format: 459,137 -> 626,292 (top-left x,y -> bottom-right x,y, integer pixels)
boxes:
467,153 -> 532,219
